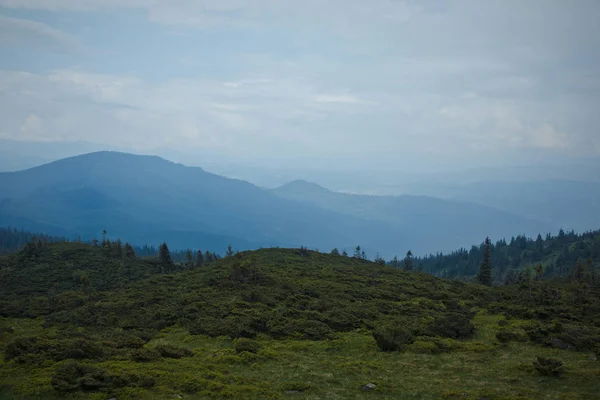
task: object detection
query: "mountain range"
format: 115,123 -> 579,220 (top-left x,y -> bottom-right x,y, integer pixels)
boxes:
0,151 -> 557,256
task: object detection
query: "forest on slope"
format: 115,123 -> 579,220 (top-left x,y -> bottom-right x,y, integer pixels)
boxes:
0,232 -> 599,399
415,229 -> 600,283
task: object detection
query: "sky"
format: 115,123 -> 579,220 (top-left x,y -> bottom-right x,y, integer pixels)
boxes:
0,0 -> 599,172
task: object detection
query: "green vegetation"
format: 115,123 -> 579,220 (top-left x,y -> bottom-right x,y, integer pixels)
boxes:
417,229 -> 600,283
1,236 -> 600,399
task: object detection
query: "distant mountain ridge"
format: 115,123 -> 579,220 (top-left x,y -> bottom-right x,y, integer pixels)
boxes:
0,151 -> 555,256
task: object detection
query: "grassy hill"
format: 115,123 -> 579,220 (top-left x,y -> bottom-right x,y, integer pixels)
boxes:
1,241 -> 599,399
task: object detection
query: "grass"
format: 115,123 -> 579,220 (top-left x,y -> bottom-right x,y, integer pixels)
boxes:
1,245 -> 599,399
1,316 -> 599,400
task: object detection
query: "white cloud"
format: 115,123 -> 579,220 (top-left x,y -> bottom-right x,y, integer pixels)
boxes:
0,1 -> 599,167
0,15 -> 83,52
315,94 -> 368,104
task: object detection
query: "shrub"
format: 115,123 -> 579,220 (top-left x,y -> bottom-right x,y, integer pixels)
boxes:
267,318 -> 333,340
533,356 -> 564,377
282,382 -> 311,392
4,336 -> 40,361
497,319 -> 509,327
4,336 -> 104,363
427,312 -> 475,339
155,344 -> 193,358
496,329 -> 526,343
373,325 -> 414,351
51,362 -> 155,393
234,338 -> 262,354
130,348 -> 161,362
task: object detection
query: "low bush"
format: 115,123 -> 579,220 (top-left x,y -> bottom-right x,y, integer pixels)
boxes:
51,362 -> 155,393
4,336 -> 104,363
427,312 -> 475,339
155,344 -> 193,358
130,348 -> 161,362
533,356 -> 564,377
373,325 -> 414,352
234,338 -> 262,354
496,329 -> 526,343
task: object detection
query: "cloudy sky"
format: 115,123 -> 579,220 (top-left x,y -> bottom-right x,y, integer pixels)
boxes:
0,0 -> 599,171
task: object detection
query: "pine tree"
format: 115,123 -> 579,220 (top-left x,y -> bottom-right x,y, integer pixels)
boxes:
226,244 -> 234,257
158,242 -> 173,273
354,246 -> 361,259
331,248 -> 340,256
477,237 -> 493,286
404,250 -> 413,271
342,249 -> 348,257
195,250 -> 204,268
534,264 -> 543,280
391,255 -> 399,268
124,242 -> 135,258
361,250 -> 367,260
185,249 -> 194,269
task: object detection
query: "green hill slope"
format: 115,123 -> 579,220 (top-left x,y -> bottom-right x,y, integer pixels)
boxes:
1,242 -> 599,399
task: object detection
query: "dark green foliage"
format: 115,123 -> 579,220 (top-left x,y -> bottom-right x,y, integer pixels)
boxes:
533,356 -> 564,376
404,250 -> 413,271
331,248 -> 340,256
195,250 -> 204,267
4,336 -> 104,363
159,242 -> 174,272
1,239 -> 600,398
417,230 -> 600,281
427,312 -> 475,339
373,324 -> 415,351
496,329 -> 526,343
234,338 -> 262,354
130,348 -> 161,362
282,382 -> 311,392
51,362 -> 155,392
155,344 -> 194,358
478,237 -> 493,286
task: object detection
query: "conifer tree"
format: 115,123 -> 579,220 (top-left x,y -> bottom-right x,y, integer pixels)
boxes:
195,250 -> 204,268
124,242 -> 135,258
185,249 -> 194,268
331,248 -> 340,256
354,246 -> 361,259
404,250 -> 413,271
477,237 -> 493,286
226,244 -> 234,257
342,249 -> 348,257
159,242 -> 173,273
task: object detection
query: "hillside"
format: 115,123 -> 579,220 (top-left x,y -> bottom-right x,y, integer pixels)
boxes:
0,151 -> 553,257
1,241 -> 599,399
272,179 -> 553,254
418,229 -> 600,282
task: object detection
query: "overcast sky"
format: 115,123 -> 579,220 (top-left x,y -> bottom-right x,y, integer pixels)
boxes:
0,0 -> 599,171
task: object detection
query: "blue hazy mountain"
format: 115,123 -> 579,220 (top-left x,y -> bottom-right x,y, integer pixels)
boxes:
0,152 -> 554,256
